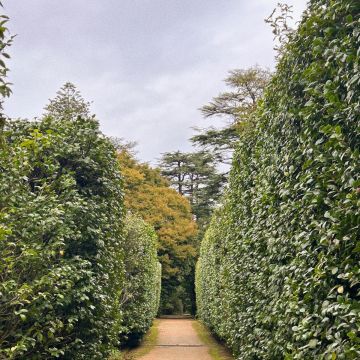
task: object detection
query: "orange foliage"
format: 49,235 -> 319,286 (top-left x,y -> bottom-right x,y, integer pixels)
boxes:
117,150 -> 197,306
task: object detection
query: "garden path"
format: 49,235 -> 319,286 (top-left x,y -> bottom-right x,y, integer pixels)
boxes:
138,318 -> 214,360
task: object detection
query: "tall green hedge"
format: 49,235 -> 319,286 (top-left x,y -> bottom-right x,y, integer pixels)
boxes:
196,1 -> 360,359
0,116 -> 125,359
195,209 -> 229,341
120,214 -> 161,345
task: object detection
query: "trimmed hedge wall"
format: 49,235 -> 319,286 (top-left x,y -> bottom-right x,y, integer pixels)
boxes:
120,214 -> 161,345
196,1 -> 359,359
0,117 -> 125,359
195,209 -> 228,342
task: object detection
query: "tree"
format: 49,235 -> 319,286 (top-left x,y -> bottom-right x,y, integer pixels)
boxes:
191,66 -> 271,165
265,2 -> 295,59
0,2 -> 14,145
159,150 -> 225,231
44,82 -> 92,121
1,82 -> 131,358
118,149 -> 198,314
159,150 -> 190,195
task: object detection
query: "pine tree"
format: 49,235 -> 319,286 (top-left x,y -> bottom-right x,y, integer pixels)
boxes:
44,82 -> 92,120
191,66 -> 271,165
159,150 -> 225,231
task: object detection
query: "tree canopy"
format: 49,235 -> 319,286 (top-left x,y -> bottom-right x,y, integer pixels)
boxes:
117,149 -> 198,314
159,150 -> 225,233
44,82 -> 92,121
191,66 -> 271,165
0,3 -> 14,144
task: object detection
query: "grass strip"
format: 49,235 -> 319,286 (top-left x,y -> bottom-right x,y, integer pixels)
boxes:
192,320 -> 234,360
109,320 -> 159,360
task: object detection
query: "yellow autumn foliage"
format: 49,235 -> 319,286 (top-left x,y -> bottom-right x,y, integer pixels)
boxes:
118,150 -> 197,312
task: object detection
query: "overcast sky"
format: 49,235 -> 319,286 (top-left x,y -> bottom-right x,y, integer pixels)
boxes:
4,0 -> 307,164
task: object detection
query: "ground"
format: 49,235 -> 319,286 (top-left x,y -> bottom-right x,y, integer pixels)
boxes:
113,318 -> 233,360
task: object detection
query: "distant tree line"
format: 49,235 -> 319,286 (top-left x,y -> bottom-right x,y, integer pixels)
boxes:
158,66 -> 271,236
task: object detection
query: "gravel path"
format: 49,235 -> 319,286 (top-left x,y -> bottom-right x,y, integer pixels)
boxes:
138,319 -> 213,360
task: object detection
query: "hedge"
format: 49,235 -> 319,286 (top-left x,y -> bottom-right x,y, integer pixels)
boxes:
196,1 -> 360,359
0,116 -> 125,359
120,213 -> 161,345
195,209 -> 229,341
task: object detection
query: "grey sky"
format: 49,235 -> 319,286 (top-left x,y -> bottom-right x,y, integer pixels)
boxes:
4,0 -> 307,163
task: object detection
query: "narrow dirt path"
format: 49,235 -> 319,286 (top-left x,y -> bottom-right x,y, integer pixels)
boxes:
138,318 -> 215,360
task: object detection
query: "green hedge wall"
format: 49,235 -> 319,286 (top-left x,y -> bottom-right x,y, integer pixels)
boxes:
195,209 -> 229,341
120,214 -> 161,345
0,116 -> 125,359
196,1 -> 360,359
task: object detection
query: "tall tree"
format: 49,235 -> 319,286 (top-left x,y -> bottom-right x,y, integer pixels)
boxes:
159,151 -> 190,195
118,149 -> 198,314
159,150 -> 225,232
191,66 -> 271,165
44,82 -> 92,120
1,87 -> 124,359
0,2 -> 14,145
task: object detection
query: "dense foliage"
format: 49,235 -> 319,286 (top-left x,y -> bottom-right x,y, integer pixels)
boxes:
118,150 -> 198,314
44,82 -> 92,121
120,214 -> 161,345
1,76 -> 164,358
0,116 -> 125,359
0,2 -> 13,144
191,66 -> 270,166
196,1 -> 360,359
159,150 -> 224,233
0,2 -> 13,106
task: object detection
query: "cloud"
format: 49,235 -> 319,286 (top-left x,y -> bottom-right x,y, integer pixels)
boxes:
4,0 -> 307,163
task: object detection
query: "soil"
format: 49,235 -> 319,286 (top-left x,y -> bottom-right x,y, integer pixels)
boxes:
138,319 -> 213,360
